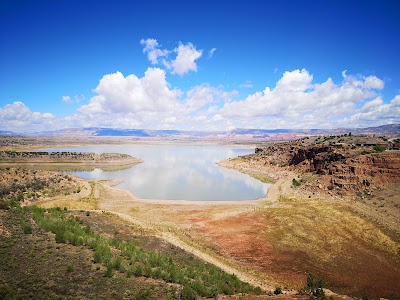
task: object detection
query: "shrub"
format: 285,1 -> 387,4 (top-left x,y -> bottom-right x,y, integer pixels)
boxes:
301,273 -> 328,300
373,145 -> 385,152
274,287 -> 282,294
104,264 -> 113,277
133,287 -> 153,300
292,178 -> 301,187
23,224 -> 32,234
181,286 -> 196,300
133,265 -> 143,277
55,232 -> 66,243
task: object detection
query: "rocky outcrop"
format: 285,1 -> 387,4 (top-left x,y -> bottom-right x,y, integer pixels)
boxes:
249,142 -> 400,197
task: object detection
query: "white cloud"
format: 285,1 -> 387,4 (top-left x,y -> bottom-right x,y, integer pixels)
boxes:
341,95 -> 400,126
171,42 -> 202,76
208,48 -> 217,58
212,114 -> 223,122
240,81 -> 253,88
75,69 -> 238,130
62,96 -> 71,104
80,68 -> 181,116
140,38 -> 169,64
0,102 -> 56,132
1,69 -> 398,132
360,97 -> 383,112
184,85 -> 237,113
220,69 -> 395,128
71,66 -> 396,129
363,75 -> 384,90
62,94 -> 85,104
140,39 -> 204,76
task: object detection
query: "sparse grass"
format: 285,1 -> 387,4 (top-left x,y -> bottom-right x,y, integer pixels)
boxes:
23,205 -> 264,298
246,171 -> 276,184
268,198 -> 399,263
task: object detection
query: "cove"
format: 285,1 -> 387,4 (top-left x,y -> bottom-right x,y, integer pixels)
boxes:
41,144 -> 270,201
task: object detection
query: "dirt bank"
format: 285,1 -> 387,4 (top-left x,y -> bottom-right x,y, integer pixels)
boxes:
0,151 -> 142,166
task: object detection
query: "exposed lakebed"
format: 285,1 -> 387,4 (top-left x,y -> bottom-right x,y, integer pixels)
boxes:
40,144 -> 270,201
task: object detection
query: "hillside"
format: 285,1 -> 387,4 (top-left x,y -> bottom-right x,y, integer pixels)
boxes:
1,124 -> 399,143
0,168 -> 313,299
221,134 -> 400,232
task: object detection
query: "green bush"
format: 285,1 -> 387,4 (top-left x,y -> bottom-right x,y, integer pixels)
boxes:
301,273 -> 328,300
104,264 -> 113,278
274,287 -> 282,294
373,145 -> 385,152
292,178 -> 301,187
181,286 -> 196,300
132,287 -> 154,300
132,265 -> 143,277
23,224 -> 32,234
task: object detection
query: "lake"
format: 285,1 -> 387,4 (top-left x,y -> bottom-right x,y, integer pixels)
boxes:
41,144 -> 270,201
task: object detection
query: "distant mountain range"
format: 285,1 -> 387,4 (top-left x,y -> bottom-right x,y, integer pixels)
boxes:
2,124 -> 399,140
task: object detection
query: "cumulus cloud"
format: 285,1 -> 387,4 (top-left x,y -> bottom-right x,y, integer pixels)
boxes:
341,95 -> 400,126
0,102 -> 55,132
363,75 -> 384,90
1,69 -> 398,132
140,39 -> 203,76
171,42 -> 202,76
185,85 -> 237,110
77,69 -> 237,129
80,68 -> 181,116
140,38 -> 169,64
220,69 -> 394,128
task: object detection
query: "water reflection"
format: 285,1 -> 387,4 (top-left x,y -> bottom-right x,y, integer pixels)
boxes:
41,144 -> 270,201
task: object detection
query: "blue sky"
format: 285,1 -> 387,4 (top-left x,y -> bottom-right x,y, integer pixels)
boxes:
1,0 -> 399,132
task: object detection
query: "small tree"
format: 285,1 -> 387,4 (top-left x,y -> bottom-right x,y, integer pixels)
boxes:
304,273 -> 328,300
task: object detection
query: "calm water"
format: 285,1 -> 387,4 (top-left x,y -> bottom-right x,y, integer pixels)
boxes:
41,144 -> 270,201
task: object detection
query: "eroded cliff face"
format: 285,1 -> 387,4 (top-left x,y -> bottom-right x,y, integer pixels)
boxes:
252,144 -> 400,195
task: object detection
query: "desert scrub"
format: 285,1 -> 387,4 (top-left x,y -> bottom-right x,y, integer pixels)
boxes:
299,273 -> 333,300
24,205 -> 264,298
292,178 -> 301,187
